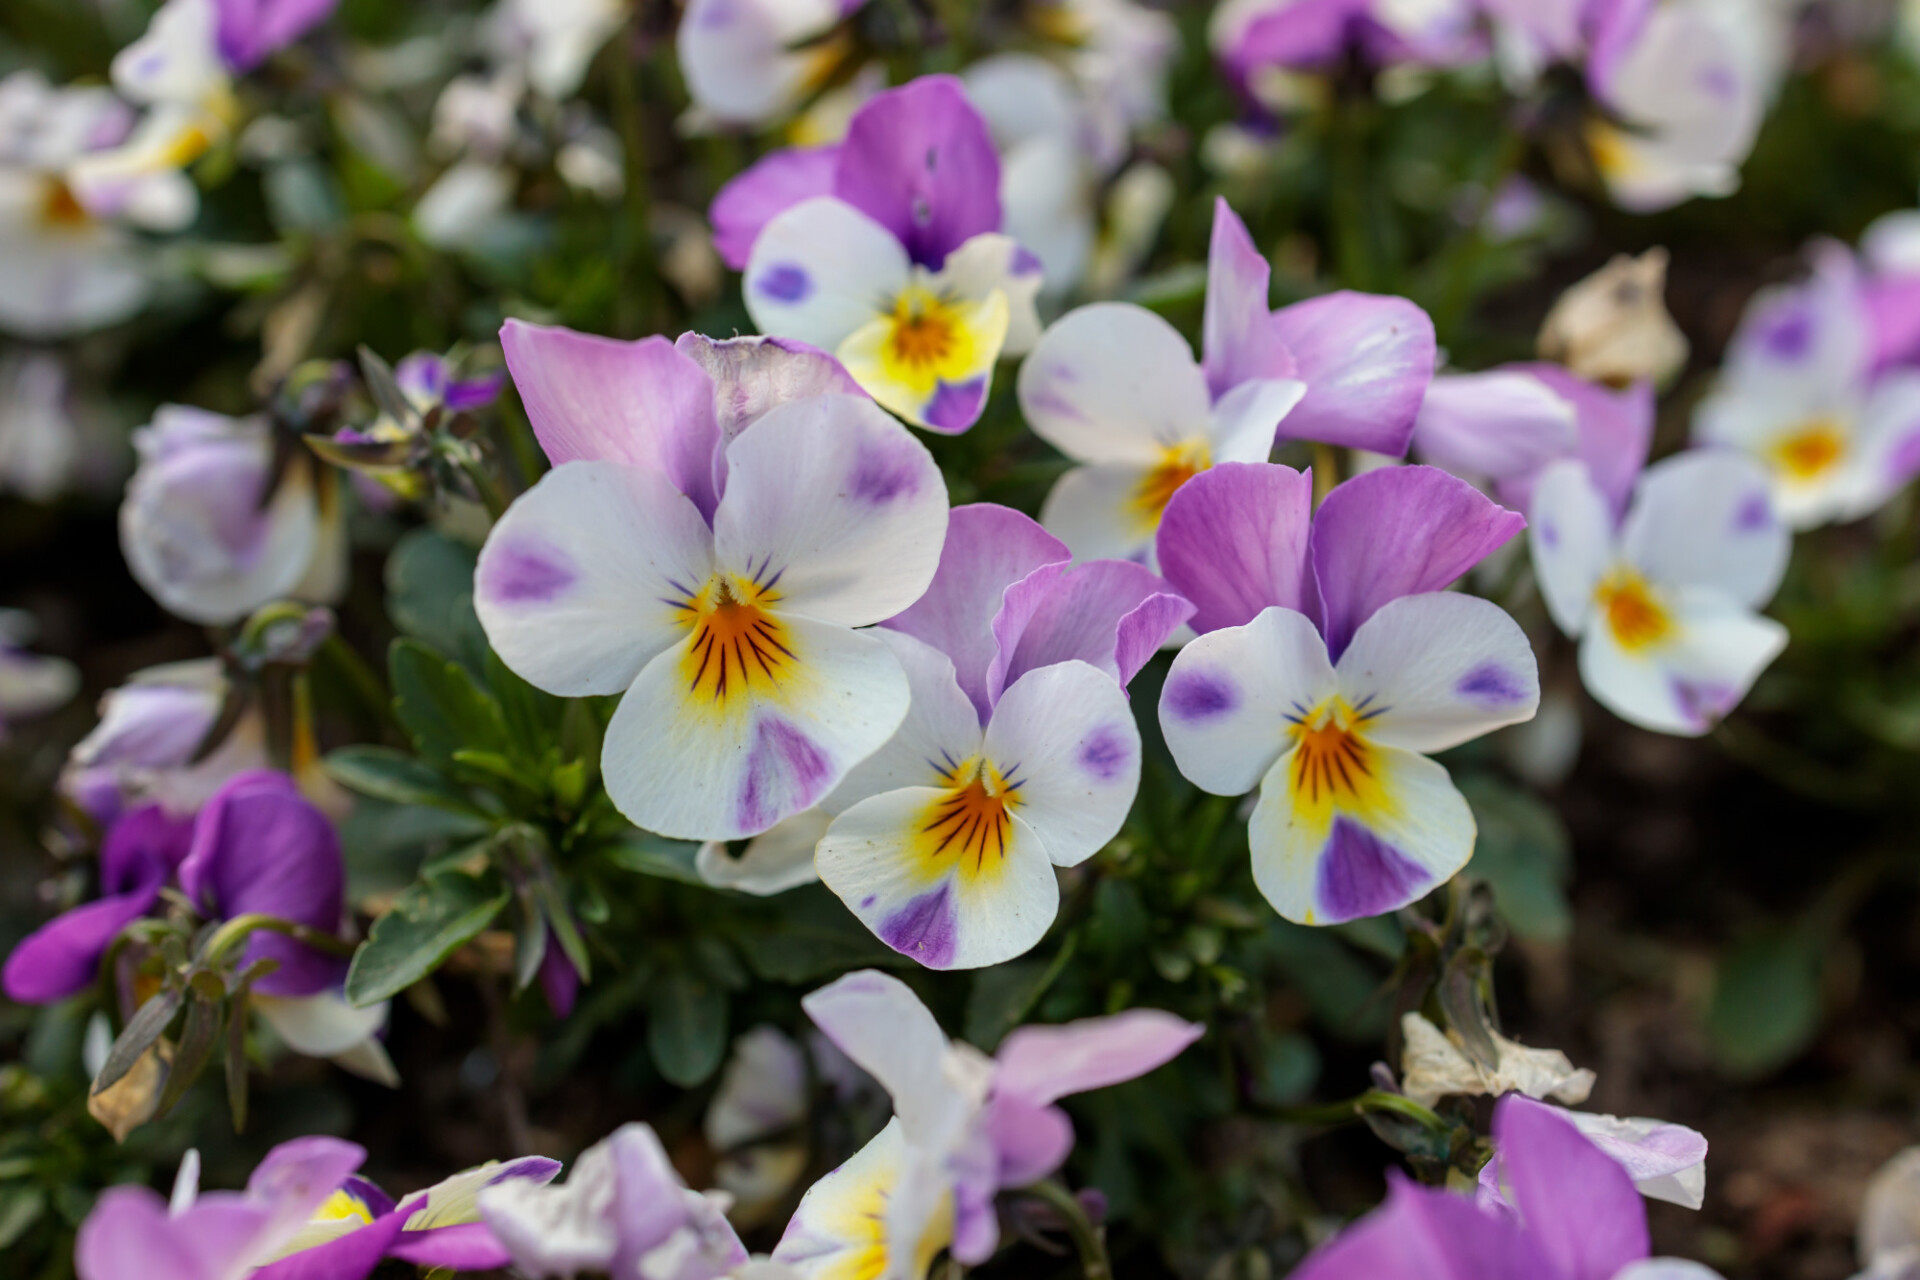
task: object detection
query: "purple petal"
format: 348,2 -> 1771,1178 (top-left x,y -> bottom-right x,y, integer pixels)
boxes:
883,503 -> 1070,722
1500,364 -> 1653,518
501,320 -> 723,521
1269,292 -> 1436,456
1202,198 -> 1298,397
213,0 -> 339,72
988,559 -> 1194,706
252,1214 -> 406,1280
1585,0 -> 1657,105
1411,370 -> 1578,484
1315,817 -> 1435,923
984,1095 -> 1075,1188
177,771 -> 344,997
834,76 -> 1002,269
709,146 -> 841,271
1290,1172 -> 1548,1280
1224,0 -> 1370,79
76,1188 -> 272,1280
538,926 -> 581,1018
993,1009 -> 1203,1107
1495,1094 -> 1650,1280
1310,466 -> 1524,661
1155,462 -> 1314,634
1864,273 -> 1920,373
389,1222 -> 513,1271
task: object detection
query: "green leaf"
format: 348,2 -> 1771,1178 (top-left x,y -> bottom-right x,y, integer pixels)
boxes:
602,832 -> 706,885
1459,776 -> 1574,945
648,968 -> 727,1087
346,870 -> 511,1006
1706,930 -> 1826,1079
0,1186 -> 47,1251
155,993 -> 223,1117
390,639 -> 514,767
93,988 -> 183,1093
385,529 -> 486,669
325,746 -> 487,816
964,935 -> 1077,1051
1248,1029 -> 1321,1107
744,889 -> 904,983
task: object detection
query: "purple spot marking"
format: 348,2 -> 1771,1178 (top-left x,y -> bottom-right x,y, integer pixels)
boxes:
1671,677 -> 1737,732
1761,306 -> 1813,360
1735,490 -> 1773,532
485,541 -> 575,603
1022,386 -> 1085,423
1078,726 -> 1130,781
923,378 -> 987,433
1316,818 -> 1432,923
1456,662 -> 1526,706
1697,64 -> 1738,101
736,718 -> 832,832
756,263 -> 812,304
1165,671 -> 1238,722
1538,521 -> 1558,549
860,894 -> 876,908
849,439 -> 922,503
698,0 -> 735,25
1012,245 -> 1044,277
879,882 -> 958,967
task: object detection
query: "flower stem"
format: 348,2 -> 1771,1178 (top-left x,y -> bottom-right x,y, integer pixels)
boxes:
1020,1180 -> 1111,1280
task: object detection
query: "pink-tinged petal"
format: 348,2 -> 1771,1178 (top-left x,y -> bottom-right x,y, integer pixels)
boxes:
1863,273 -> 1920,373
1226,0 -> 1370,76
987,559 -> 1193,705
1502,364 -> 1653,517
993,1008 -> 1202,1106
1159,607 -> 1335,797
253,1213 -> 405,1280
475,460 -> 716,697
1412,370 -> 1578,485
1156,462 -> 1313,635
981,661 -> 1140,867
1495,1093 -> 1650,1280
800,970 -> 970,1143
1310,465 -> 1524,661
983,1095 -> 1075,1187
1621,450 -> 1788,610
712,393 -> 948,628
501,321 -> 723,519
882,504 -> 1070,722
834,75 -> 1001,269
77,1187 -> 272,1280
1585,0 -> 1657,103
1208,376 -> 1308,462
1202,198 -> 1298,396
212,0 -> 338,71
1847,369 -> 1920,520
672,332 -> 862,445
1558,1108 -> 1709,1210
679,0 -> 845,128
1334,593 -> 1540,754
708,146 -> 841,270
389,1221 -> 512,1270
1269,292 -> 1436,456
1290,1172 -> 1547,1280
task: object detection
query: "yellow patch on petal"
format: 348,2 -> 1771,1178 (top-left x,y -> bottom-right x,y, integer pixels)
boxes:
911,756 -> 1022,884
1130,438 -> 1212,533
37,177 -> 91,231
840,286 -> 1009,424
313,1190 -> 375,1226
1586,118 -> 1643,181
1286,696 -> 1393,828
814,1170 -> 955,1280
1767,416 -> 1847,482
1594,565 -> 1672,652
674,573 -> 798,715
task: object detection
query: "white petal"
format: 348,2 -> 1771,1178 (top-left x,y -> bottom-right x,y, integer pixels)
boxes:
998,134 -> 1094,300
771,1119 -> 953,1280
1159,607 -> 1335,797
705,1025 -> 810,1150
695,809 -> 830,896
1334,592 -> 1540,754
1037,462 -> 1157,564
1017,302 -> 1211,465
330,1038 -> 402,1088
981,661 -> 1139,868
799,971 -> 968,1144
824,631 -> 985,815
1621,449 -> 1788,609
603,615 -> 910,841
1578,585 -> 1787,736
475,461 -> 715,697
1207,377 -> 1305,462
1612,1263 -> 1727,1280
936,232 -> 1044,355
744,197 -> 908,353
817,787 -> 1061,970
253,992 -> 389,1058
111,0 -> 226,106
1527,459 -> 1615,637
713,394 -> 947,627
677,0 -> 841,125
1837,369 -> 1920,522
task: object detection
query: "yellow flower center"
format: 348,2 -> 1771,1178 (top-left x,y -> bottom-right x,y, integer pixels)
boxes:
1287,697 -> 1390,823
912,756 -> 1022,881
37,177 -> 91,231
675,574 -> 796,711
312,1189 -> 374,1226
836,1180 -> 955,1280
1131,439 -> 1212,531
1768,417 -> 1847,481
1594,566 -> 1672,651
1586,118 -> 1640,180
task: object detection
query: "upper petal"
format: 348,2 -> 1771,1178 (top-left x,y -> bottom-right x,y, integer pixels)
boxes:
1335,593 -> 1540,754
1288,1173 -> 1546,1280
1159,606 -> 1335,797
1412,370 -> 1578,483
1156,461 -> 1313,635
1505,364 -> 1654,517
834,75 -> 1002,269
1269,292 -> 1436,456
1621,449 -> 1788,609
992,1008 -> 1202,1107
712,393 -> 947,628
1494,1093 -> 1650,1280
982,661 -> 1141,867
500,321 -> 722,518
744,197 -> 910,354
800,970 -> 969,1144
678,0 -> 843,130
1310,465 -> 1524,661
1202,196 -> 1297,396
475,460 -> 716,697
1017,302 -> 1212,465
987,558 -> 1192,705
707,145 -> 841,270
672,332 -> 863,445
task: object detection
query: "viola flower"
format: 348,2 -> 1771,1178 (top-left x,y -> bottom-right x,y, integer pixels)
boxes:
478,1122 -> 751,1280
1292,1093 -> 1727,1280
0,72 -> 154,338
815,505 -> 1189,969
774,970 -> 1201,1274
696,809 -> 832,896
0,607 -> 80,740
1858,1146 -> 1920,1280
477,321 -> 947,841
1018,197 -> 1431,563
1209,0 -> 1483,107
1529,451 -> 1790,736
1157,463 -> 1537,925
1478,1098 -> 1709,1212
677,0 -> 865,129
1693,243 -> 1920,528
120,405 -> 345,627
721,76 -> 1044,433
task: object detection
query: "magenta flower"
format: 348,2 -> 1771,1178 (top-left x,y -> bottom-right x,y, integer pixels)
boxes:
1156,463 -> 1536,924
813,504 -> 1191,969
1209,0 -> 1484,96
1292,1093 -> 1724,1280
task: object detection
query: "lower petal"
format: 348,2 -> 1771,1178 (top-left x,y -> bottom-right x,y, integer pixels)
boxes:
1577,588 -> 1786,737
772,1119 -> 954,1280
816,788 -> 1060,970
1038,462 -> 1157,565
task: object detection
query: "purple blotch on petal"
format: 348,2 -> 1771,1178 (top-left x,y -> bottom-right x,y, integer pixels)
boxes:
756,263 -> 813,303
860,894 -> 876,908
1316,817 -> 1431,922
923,378 -> 988,433
484,541 -> 576,604
1735,491 -> 1773,532
1012,245 -> 1044,277
1671,677 -> 1738,731
849,439 -> 923,503
1165,671 -> 1238,722
1456,662 -> 1527,706
879,881 -> 959,967
737,718 -> 833,832
1538,521 -> 1558,548
1078,727 -> 1130,781
1760,307 -> 1812,359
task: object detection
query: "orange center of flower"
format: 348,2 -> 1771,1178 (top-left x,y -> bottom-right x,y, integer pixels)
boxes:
38,178 -> 91,230
885,289 -> 963,372
913,757 -> 1021,880
1131,439 -> 1212,530
1288,698 -> 1388,822
676,576 -> 795,711
1769,418 -> 1847,481
1594,566 -> 1672,651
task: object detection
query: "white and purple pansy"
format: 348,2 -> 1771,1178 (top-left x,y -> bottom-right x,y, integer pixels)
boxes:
476,320 -> 949,842
813,504 -> 1191,970
1156,463 -> 1538,926
1530,449 -> 1790,737
1477,1097 -> 1709,1214
678,0 -> 865,129
719,75 -> 1045,433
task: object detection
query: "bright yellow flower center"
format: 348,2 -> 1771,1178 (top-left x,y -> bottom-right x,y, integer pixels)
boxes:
313,1190 -> 374,1227
830,1180 -> 955,1280
911,756 -> 1022,882
1594,566 -> 1672,651
1768,417 -> 1847,481
869,285 -> 993,398
1287,697 -> 1391,824
1131,439 -> 1212,531
1586,118 -> 1640,179
675,574 -> 796,711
